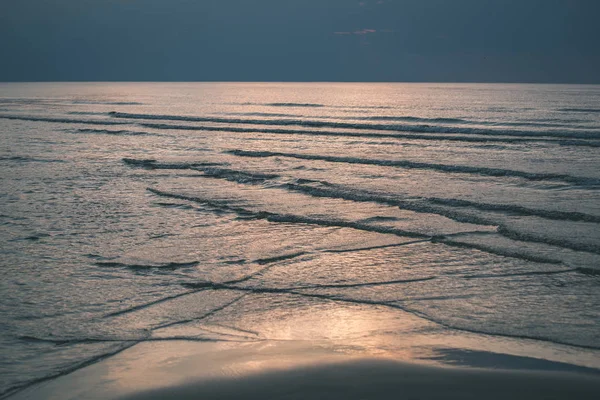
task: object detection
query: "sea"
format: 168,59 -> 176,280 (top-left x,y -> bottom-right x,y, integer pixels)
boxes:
1,82 -> 599,397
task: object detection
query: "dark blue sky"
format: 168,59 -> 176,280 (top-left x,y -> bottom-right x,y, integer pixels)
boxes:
1,0 -> 598,82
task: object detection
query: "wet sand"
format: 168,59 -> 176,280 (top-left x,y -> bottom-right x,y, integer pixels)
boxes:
9,338 -> 600,400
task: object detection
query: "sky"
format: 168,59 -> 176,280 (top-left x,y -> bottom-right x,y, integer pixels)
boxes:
1,0 -> 599,83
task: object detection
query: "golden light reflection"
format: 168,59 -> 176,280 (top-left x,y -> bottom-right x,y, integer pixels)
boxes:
19,298 -> 600,400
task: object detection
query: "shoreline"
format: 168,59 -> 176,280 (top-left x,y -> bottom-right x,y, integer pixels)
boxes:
8,339 -> 600,400
8,298 -> 600,400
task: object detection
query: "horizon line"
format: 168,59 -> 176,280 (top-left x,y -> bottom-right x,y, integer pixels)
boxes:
1,80 -> 599,85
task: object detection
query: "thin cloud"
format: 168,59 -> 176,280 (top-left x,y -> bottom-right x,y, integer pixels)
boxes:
334,29 -> 378,36
354,29 -> 376,35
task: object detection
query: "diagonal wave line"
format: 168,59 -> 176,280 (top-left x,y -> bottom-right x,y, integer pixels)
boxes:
227,149 -> 600,186
135,121 -> 600,148
107,111 -> 600,140
122,158 -> 600,224
146,187 -> 576,263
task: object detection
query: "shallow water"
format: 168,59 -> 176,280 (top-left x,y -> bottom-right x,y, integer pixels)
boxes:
1,82 -> 599,397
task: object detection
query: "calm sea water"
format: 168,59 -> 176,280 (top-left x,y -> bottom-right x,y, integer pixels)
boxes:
1,82 -> 600,396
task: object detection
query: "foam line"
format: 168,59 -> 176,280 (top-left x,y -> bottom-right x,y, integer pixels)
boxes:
122,158 -> 600,224
228,150 -> 600,186
429,197 -> 600,223
72,128 -> 160,136
497,226 -> 600,255
108,111 -> 600,139
122,158 -> 225,169
223,112 -> 592,129
146,188 -> 432,239
0,114 -> 126,125
133,122 -> 600,147
146,188 -> 576,264
438,239 -> 563,265
323,240 -> 431,253
95,261 -> 199,270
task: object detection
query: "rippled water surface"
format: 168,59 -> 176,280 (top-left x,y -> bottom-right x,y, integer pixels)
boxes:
1,82 -> 600,397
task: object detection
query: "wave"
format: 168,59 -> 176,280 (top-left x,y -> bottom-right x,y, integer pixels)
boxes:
0,98 -> 51,105
18,335 -> 235,345
70,100 -> 143,105
221,112 -> 593,130
286,182 -> 600,224
121,159 -> 600,258
222,112 -> 466,124
73,128 -> 160,136
198,168 -> 281,184
296,276 -> 437,289
240,102 -> 394,110
254,252 -> 308,265
147,188 -> 587,264
334,115 -> 582,129
68,111 -> 111,116
227,150 -> 600,186
0,114 -> 126,125
0,156 -> 65,163
138,122 -> 520,141
557,140 -> 600,148
351,116 -> 580,129
154,202 -> 195,210
108,111 -> 600,139
95,261 -> 199,270
185,277 -> 437,293
147,187 -> 433,239
324,240 -> 431,254
222,112 -> 300,118
428,197 -> 600,223
0,98 -> 142,106
122,158 -> 225,169
134,122 -> 600,148
576,267 -> 600,276
278,182 -> 600,256
559,108 -> 600,113
123,158 -> 600,249
266,103 -> 325,108
131,161 -> 495,225
497,226 -> 600,255
353,116 -> 468,123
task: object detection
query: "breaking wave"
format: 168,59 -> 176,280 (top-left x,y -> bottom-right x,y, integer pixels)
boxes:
72,128 -> 160,136
227,150 -> 600,186
95,261 -> 199,270
0,114 -> 125,125
265,103 -> 325,108
559,108 -> 600,113
126,122 -> 600,147
108,112 -> 600,139
122,158 -> 600,258
146,188 -> 590,263
240,102 -> 394,109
